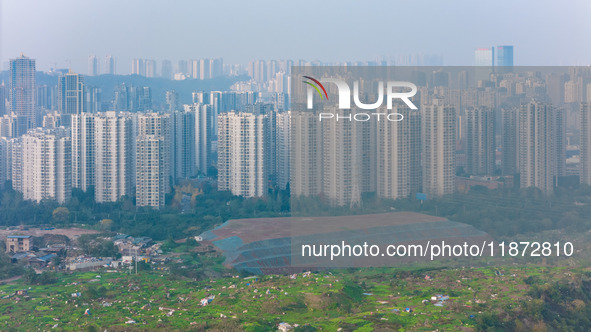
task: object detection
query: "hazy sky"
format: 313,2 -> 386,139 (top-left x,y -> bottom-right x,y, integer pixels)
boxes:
2,0 -> 591,74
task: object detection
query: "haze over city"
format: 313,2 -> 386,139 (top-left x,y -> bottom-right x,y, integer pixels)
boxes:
2,2 -> 591,332
2,0 -> 591,73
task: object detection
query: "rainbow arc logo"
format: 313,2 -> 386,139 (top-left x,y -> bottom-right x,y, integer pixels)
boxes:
302,76 -> 328,100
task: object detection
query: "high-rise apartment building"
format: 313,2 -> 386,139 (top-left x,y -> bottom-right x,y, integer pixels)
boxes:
276,111 -> 291,190
177,60 -> 188,76
248,60 -> 268,83
0,139 -> 6,188
321,109 -> 355,207
422,99 -> 456,197
0,84 -> 6,116
0,137 -> 19,188
105,55 -> 116,75
94,112 -> 133,202
209,91 -> 222,135
245,103 -> 277,184
187,104 -> 212,174
171,109 -> 196,181
288,107 -> 422,206
0,113 -> 28,138
408,111 -> 422,193
88,55 -> 99,76
199,59 -> 210,80
519,101 -> 564,195
166,90 -> 179,112
10,138 -> 23,192
581,102 -> 591,185
145,59 -> 156,78
161,60 -> 172,79
42,112 -> 62,129
320,108 -> 376,207
129,86 -> 152,112
10,54 -> 36,130
289,111 -> 322,199
71,113 -> 95,192
58,70 -> 85,126
376,107 -> 421,199
19,128 -> 71,204
501,107 -> 519,175
211,58 -> 223,78
136,113 -> 172,200
218,111 -> 268,197
85,86 -> 101,113
36,84 -> 55,111
474,47 -> 494,82
465,106 -> 495,175
496,45 -> 514,73
136,135 -> 168,209
114,84 -> 129,112
474,47 -> 494,67
132,58 -> 145,76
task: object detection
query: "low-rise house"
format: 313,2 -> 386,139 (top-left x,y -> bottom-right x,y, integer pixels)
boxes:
6,235 -> 32,253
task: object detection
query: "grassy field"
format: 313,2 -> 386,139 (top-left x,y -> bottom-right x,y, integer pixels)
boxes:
0,263 -> 589,331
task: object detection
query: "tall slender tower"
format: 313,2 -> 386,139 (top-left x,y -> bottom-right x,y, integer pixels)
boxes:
496,45 -> 514,73
145,59 -> 156,78
71,113 -> 95,191
276,111 -> 291,190
10,54 -> 36,130
217,111 -> 268,197
422,99 -> 456,197
171,109 -> 196,181
136,135 -> 168,209
94,112 -> 133,202
474,47 -> 494,82
319,108 -> 376,207
161,60 -> 172,79
376,107 -> 420,199
519,101 -> 564,195
58,70 -> 85,126
187,104 -> 212,175
88,55 -> 99,76
408,111 -> 422,193
132,58 -> 145,76
501,107 -> 519,175
105,55 -> 116,75
0,84 -> 6,116
321,108 -> 354,207
136,113 -> 171,209
199,59 -> 210,80
289,111 -> 322,198
580,103 -> 591,185
465,106 -> 495,175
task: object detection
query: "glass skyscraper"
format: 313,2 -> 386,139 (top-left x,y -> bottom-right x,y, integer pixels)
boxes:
496,45 -> 514,73
10,54 -> 36,130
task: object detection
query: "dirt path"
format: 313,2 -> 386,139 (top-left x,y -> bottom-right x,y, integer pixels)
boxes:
0,275 -> 22,284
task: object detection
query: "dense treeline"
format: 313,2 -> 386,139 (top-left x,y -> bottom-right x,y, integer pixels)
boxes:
0,180 -> 290,241
77,234 -> 121,258
1,176 -> 590,241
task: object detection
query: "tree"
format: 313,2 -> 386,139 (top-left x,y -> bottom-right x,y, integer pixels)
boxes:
99,219 -> 113,231
52,207 -> 70,224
